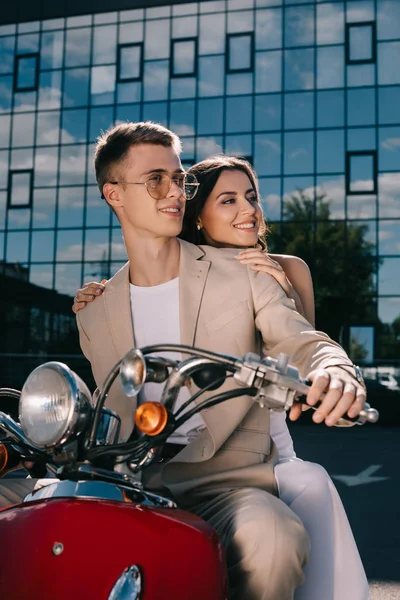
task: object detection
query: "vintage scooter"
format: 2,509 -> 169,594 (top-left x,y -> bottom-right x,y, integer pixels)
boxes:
0,345 -> 379,600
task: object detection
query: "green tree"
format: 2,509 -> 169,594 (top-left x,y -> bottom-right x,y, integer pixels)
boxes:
267,189 -> 378,343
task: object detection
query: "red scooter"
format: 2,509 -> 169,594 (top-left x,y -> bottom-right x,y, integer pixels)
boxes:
0,346 -> 378,600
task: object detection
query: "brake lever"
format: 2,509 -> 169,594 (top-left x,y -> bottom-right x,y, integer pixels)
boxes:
233,353 -> 379,426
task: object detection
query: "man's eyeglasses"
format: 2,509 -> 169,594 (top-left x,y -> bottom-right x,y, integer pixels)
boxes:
109,172 -> 199,201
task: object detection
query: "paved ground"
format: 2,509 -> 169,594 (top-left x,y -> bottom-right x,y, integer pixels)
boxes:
289,421 -> 400,598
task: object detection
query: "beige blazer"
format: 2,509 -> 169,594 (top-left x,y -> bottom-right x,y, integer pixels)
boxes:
77,240 -> 354,497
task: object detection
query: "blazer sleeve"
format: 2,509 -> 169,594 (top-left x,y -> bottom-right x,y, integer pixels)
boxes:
76,311 -> 92,363
248,268 -> 355,378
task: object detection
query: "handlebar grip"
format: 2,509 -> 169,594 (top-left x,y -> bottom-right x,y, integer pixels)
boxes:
297,382 -> 379,425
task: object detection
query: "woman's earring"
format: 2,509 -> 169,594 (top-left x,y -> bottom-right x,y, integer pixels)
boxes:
197,223 -> 202,231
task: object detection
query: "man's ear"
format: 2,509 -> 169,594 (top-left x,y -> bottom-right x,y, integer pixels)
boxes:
103,182 -> 123,211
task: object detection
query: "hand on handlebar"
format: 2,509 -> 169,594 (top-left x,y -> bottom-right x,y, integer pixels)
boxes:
289,367 -> 367,427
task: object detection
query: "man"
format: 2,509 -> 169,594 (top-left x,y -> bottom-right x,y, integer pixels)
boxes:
2,122 -> 366,599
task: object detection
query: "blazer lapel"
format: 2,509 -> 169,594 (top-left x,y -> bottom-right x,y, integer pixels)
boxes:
178,240 -> 210,347
104,262 -> 135,359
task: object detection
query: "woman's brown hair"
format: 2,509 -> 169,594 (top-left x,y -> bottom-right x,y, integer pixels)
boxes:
179,155 -> 268,248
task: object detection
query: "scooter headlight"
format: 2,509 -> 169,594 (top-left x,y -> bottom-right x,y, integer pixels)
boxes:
19,362 -> 92,449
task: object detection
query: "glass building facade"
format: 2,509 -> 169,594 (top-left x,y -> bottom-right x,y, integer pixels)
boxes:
1,0 -> 400,373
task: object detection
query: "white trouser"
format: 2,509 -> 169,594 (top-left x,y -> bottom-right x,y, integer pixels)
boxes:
275,459 -> 370,600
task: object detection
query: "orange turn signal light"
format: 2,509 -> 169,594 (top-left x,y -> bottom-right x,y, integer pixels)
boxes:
135,402 -> 168,436
0,443 -> 9,475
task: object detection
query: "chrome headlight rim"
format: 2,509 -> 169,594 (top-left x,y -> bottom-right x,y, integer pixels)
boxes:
19,361 -> 92,449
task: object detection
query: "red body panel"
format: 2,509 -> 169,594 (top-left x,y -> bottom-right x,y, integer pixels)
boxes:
0,498 -> 228,600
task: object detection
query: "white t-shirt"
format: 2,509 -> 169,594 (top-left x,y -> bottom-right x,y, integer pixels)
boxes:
130,277 -> 205,445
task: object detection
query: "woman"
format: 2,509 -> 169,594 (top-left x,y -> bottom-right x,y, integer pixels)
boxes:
73,156 -> 368,600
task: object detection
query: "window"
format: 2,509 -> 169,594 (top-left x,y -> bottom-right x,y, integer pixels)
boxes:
226,33 -> 254,74
346,22 -> 376,65
346,151 -> 377,195
171,38 -> 198,77
117,43 -> 143,82
7,170 -> 33,209
14,53 -> 39,92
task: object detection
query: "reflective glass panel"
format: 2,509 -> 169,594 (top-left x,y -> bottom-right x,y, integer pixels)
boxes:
7,206 -> 30,230
172,16 -> 197,38
348,24 -> 374,63
0,75 -> 13,112
34,147 -> 58,187
119,21 -> 143,45
93,25 -> 117,65
56,229 -> 83,261
84,228 -> 110,262
86,186 -> 111,227
227,9 -> 253,33
29,264 -> 54,289
256,51 -> 282,93
284,5 -> 314,47
284,131 -> 314,175
144,60 -> 169,101
17,33 -> 39,53
196,136 -> 223,161
316,174 -> 345,219
348,153 -> 375,193
142,102 -> 168,126
58,187 -> 84,228
0,115 -> 10,148
59,145 -> 87,186
91,66 -> 116,105
198,98 -> 224,135
61,109 -> 88,144
284,92 -> 313,130
378,43 -> 400,85
119,44 -> 142,80
0,37 -> 15,74
228,35 -> 252,71
40,30 -> 64,69
347,88 -> 375,127
16,55 -> 37,90
65,28 -> 91,67
89,106 -> 114,144
379,221 -> 400,254
226,96 -> 253,133
316,3 -> 344,45
36,111 -> 60,146
258,177 -> 281,220
379,259 -> 400,295
255,94 -> 281,131
63,68 -> 90,108
379,87 -> 400,125
30,230 -> 55,262
284,48 -> 314,91
199,56 -> 224,97
347,63 -> 375,87
6,231 -> 29,263
32,188 -> 56,228
169,100 -> 196,136
38,70 -> 62,110
255,9 -> 282,50
12,112 -> 35,147
199,13 -> 225,55
379,127 -> 400,171
9,171 -> 32,206
317,130 -> 345,173
173,40 -> 196,76
317,46 -> 344,89
55,263 -> 83,296
377,0 -> 400,40
145,20 -> 170,59
254,133 -> 281,176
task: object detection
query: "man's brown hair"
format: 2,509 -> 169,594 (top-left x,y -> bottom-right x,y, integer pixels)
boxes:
94,121 -> 182,199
